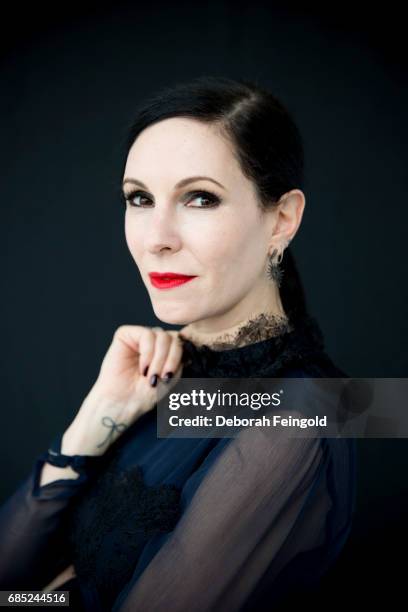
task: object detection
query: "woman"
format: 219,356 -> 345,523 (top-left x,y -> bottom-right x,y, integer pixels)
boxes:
0,76 -> 356,611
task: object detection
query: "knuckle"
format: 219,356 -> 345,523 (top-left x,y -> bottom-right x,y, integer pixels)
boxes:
165,347 -> 183,368
140,326 -> 154,340
155,331 -> 172,348
169,333 -> 183,350
114,324 -> 144,337
169,330 -> 181,340
113,324 -> 127,338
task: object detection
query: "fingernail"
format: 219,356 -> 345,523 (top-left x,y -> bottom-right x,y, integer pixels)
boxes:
163,372 -> 174,383
150,374 -> 158,387
143,365 -> 149,376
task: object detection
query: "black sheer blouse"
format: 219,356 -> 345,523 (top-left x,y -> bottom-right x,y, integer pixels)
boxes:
0,314 -> 356,611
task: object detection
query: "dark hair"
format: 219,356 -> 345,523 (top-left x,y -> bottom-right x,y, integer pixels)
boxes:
120,76 -> 309,325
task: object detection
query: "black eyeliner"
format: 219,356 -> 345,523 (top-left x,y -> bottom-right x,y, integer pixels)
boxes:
123,189 -> 222,208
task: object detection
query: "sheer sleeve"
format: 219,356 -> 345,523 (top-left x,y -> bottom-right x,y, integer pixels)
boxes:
0,438 -> 103,590
112,423 -> 331,612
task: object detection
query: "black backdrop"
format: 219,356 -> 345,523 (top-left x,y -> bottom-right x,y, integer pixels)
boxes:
1,1 -> 407,607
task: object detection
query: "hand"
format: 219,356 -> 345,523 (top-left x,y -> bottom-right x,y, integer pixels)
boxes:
62,326 -> 184,456
95,325 -> 183,405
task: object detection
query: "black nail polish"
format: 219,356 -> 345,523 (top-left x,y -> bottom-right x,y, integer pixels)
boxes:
143,365 -> 149,376
163,371 -> 174,383
150,374 -> 158,387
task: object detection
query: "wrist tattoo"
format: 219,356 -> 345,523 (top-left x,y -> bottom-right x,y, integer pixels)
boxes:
96,416 -> 128,448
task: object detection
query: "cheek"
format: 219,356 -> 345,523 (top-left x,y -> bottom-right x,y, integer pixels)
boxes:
124,215 -> 143,260
192,210 -> 264,280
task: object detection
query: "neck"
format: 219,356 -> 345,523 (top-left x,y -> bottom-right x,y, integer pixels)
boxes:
179,285 -> 292,350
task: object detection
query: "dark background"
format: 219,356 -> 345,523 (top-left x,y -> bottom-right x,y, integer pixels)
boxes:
1,0 -> 407,607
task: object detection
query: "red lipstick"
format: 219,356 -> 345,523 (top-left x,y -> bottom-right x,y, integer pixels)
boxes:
149,272 -> 198,290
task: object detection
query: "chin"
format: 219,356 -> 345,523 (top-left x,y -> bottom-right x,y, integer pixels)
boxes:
151,302 -> 193,326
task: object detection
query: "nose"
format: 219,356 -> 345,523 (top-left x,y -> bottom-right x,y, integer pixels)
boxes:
144,207 -> 182,254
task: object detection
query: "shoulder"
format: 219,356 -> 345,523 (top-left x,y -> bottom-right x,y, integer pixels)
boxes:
274,314 -> 349,379
220,423 -> 326,496
282,353 -> 349,378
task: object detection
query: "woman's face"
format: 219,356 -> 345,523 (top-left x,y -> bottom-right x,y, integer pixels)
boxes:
123,117 -> 277,327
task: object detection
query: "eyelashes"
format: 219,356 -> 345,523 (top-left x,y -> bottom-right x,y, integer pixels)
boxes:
122,189 -> 222,209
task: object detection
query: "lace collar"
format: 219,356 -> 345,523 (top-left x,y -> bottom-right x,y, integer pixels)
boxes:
179,313 -> 326,378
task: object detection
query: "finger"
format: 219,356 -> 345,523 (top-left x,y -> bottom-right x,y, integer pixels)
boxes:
160,333 -> 183,381
146,330 -> 172,384
137,327 -> 157,376
155,360 -> 184,404
101,325 -> 146,373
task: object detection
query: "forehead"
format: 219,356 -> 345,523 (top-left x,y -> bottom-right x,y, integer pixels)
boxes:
124,117 -> 240,184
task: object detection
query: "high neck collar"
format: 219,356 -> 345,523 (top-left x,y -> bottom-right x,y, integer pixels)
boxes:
179,313 -> 327,378
179,312 -> 291,351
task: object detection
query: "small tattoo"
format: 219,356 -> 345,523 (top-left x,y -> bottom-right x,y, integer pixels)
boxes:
96,416 -> 128,448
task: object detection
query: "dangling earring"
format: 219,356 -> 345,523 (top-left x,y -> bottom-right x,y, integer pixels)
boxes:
267,240 -> 291,288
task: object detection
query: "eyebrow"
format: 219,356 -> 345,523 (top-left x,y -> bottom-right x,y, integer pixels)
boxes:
122,176 -> 226,192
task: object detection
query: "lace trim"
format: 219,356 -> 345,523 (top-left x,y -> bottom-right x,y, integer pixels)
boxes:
179,312 -> 293,351
68,451 -> 181,604
179,313 -> 326,378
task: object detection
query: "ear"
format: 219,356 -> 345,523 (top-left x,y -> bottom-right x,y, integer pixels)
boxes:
269,189 -> 306,246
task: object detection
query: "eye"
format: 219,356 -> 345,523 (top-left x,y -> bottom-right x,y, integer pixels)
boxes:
185,190 -> 221,208
123,190 -> 152,208
122,189 -> 222,209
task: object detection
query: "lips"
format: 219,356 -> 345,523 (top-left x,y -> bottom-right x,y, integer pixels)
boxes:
149,272 -> 198,289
